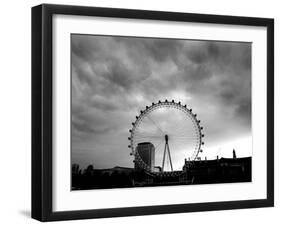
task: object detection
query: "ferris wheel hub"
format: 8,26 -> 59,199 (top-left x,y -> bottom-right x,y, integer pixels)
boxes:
164,134 -> 169,143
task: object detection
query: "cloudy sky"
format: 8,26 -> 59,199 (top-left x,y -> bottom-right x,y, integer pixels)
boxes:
71,34 -> 252,170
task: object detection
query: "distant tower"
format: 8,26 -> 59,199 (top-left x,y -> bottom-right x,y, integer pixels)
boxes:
233,149 -> 237,159
135,142 -> 155,171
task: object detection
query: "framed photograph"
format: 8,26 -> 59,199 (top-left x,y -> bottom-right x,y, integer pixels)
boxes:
32,4 -> 274,221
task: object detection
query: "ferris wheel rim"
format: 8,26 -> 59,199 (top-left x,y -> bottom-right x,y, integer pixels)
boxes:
128,100 -> 204,172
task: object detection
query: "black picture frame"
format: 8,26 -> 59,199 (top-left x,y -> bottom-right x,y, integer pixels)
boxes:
32,4 -> 274,222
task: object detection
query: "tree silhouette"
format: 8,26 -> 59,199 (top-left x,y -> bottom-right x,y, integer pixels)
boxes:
84,164 -> 94,176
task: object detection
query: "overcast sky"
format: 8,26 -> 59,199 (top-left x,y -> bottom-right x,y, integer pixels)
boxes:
71,34 -> 252,169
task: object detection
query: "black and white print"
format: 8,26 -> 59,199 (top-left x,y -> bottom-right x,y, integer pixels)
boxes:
71,34 -> 252,190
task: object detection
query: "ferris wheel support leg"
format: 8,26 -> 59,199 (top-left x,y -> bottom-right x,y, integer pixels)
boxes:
167,144 -> 173,171
162,145 -> 167,172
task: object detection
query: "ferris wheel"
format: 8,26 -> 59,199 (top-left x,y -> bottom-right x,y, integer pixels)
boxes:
128,100 -> 204,173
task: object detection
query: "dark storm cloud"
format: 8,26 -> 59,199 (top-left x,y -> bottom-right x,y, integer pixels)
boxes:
102,60 -> 137,90
72,117 -> 112,134
144,39 -> 182,62
71,34 -> 251,168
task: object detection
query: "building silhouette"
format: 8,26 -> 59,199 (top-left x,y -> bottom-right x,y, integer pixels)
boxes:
134,142 -> 155,172
181,156 -> 251,184
72,149 -> 252,190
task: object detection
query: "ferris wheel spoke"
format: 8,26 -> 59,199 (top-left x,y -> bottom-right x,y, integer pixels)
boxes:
172,138 -> 196,142
133,133 -> 163,138
171,129 -> 196,136
154,140 -> 164,151
133,139 -> 163,145
134,128 -> 163,135
134,135 -> 163,139
133,136 -> 163,141
170,134 -> 196,139
134,132 -> 164,136
133,135 -> 163,141
134,136 -> 162,140
171,135 -> 198,139
170,129 -> 194,136
145,115 -> 165,135
171,125 -> 194,133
